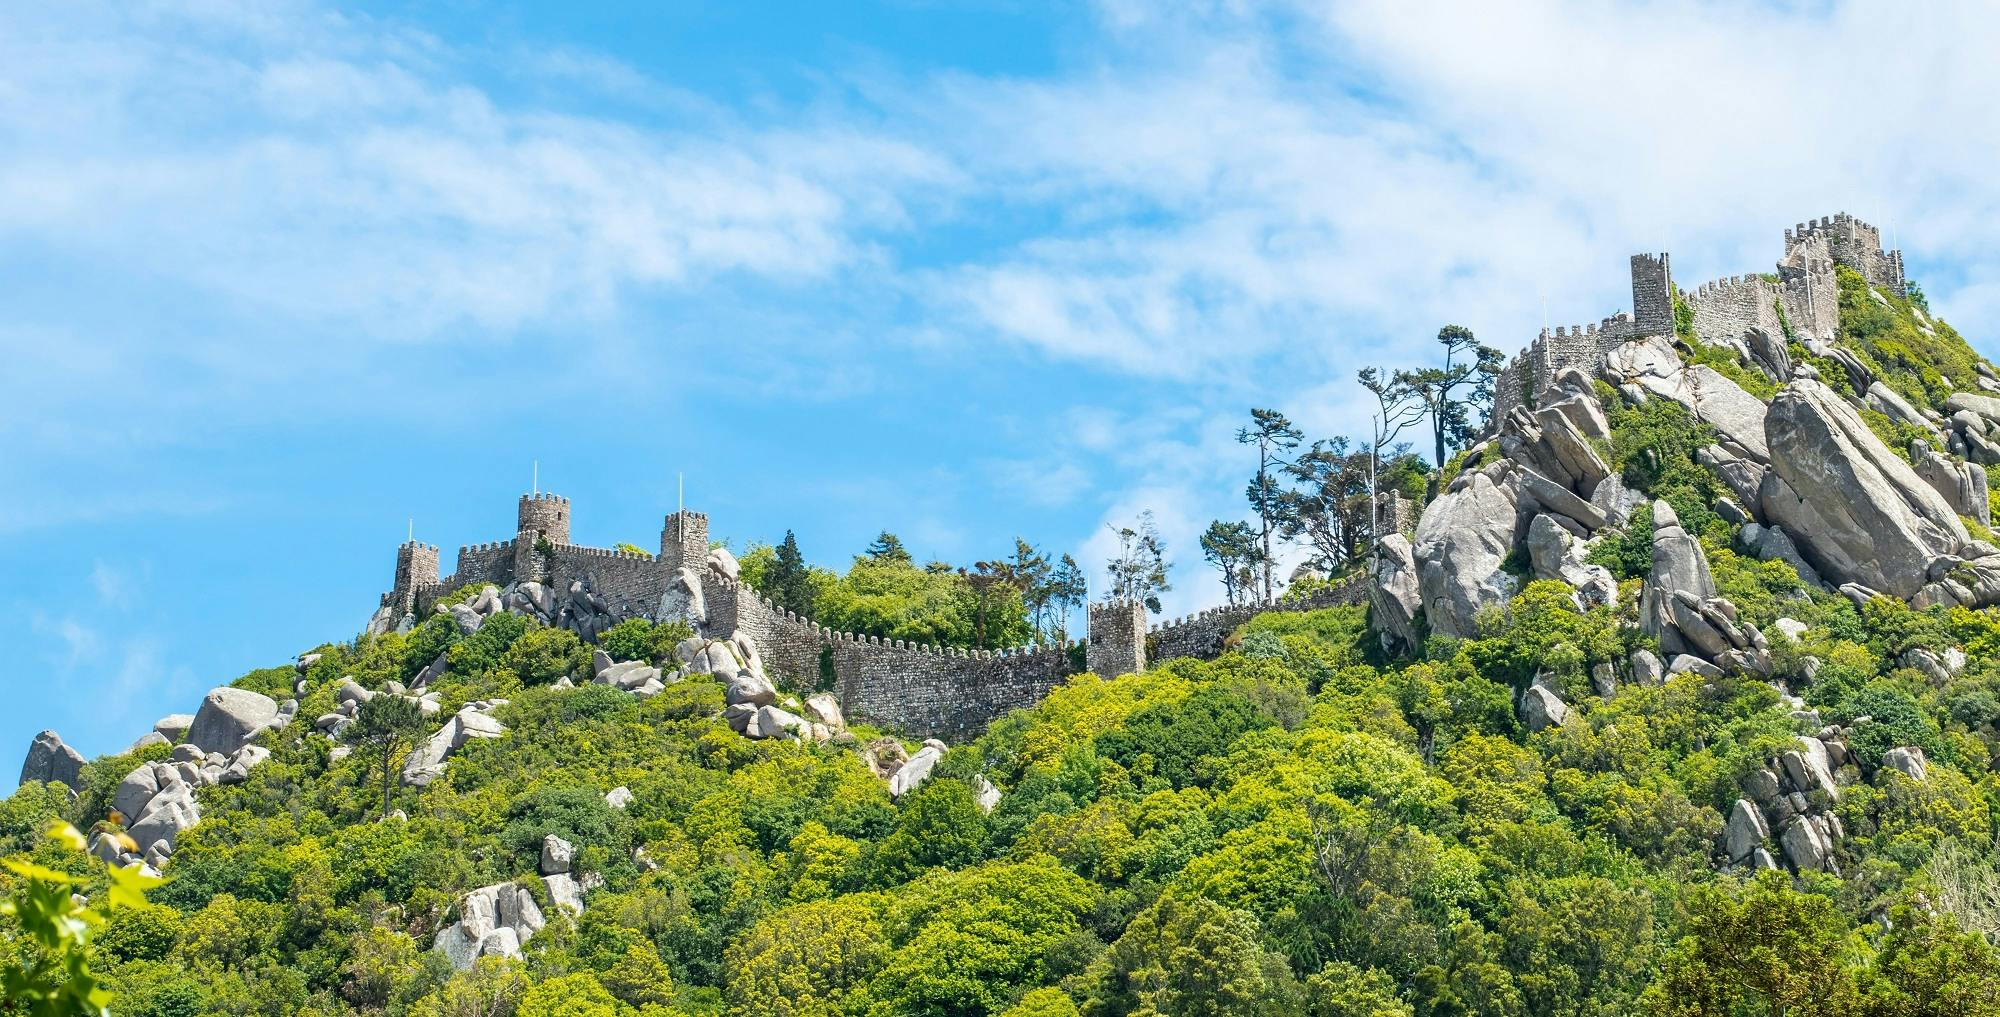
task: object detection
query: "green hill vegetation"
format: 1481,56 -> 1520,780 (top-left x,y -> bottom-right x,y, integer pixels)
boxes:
7,257 -> 2000,1016
5,552 -> 2000,1015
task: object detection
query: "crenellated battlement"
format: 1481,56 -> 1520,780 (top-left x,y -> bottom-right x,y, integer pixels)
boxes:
1489,210 -> 1900,431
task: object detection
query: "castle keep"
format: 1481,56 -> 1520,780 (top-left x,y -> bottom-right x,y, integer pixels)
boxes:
1491,212 -> 1899,422
382,494 -> 1363,737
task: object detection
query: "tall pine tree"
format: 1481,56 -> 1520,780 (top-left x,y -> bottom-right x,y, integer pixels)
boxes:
769,530 -> 816,617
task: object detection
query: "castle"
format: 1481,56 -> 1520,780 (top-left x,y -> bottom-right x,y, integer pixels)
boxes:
381,493 -> 1366,737
1491,212 -> 1903,421
376,213 -> 1897,737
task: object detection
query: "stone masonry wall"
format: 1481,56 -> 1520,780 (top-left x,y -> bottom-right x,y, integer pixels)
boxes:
1684,273 -> 1787,345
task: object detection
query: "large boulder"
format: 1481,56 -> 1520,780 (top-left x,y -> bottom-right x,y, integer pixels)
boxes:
1368,533 -> 1424,654
1760,380 -> 1968,598
657,567 -> 708,631
1604,335 -> 1771,461
1881,746 -> 1929,782
1724,799 -> 1770,863
185,688 -> 280,756
540,835 -> 573,875
888,739 -> 948,798
1519,685 -> 1570,732
1413,467 -> 1522,639
1525,514 -> 1616,612
1639,502 -> 1716,657
18,731 -> 85,791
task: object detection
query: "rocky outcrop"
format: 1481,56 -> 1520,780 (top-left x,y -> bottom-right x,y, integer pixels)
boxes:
1604,335 -> 1771,462
1760,380 -> 1969,599
1368,533 -> 1423,654
402,702 -> 509,787
1524,515 -> 1616,612
1910,440 -> 1991,526
1413,467 -> 1522,639
185,688 -> 281,756
434,883 -> 545,971
18,731 -> 85,791
1638,501 -> 1770,674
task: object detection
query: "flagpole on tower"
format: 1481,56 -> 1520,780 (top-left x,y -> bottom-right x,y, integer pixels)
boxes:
532,460 -> 539,496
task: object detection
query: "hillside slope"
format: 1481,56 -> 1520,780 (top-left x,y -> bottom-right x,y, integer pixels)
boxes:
7,230 -> 2000,1015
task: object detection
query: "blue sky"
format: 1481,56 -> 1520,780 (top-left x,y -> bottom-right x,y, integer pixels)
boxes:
9,0 -> 2000,769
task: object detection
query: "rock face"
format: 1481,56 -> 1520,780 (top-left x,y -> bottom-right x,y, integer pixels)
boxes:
434,883 -> 545,971
1760,380 -> 1968,599
1368,533 -> 1424,654
18,731 -> 85,791
185,688 -> 281,756
1910,440 -> 1991,526
1604,335 -> 1772,461
1414,468 -> 1522,639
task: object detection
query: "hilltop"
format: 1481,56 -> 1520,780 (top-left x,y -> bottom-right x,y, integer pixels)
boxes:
5,212 -> 2000,1015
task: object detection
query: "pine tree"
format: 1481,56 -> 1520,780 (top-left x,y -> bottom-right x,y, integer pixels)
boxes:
770,530 -> 816,618
865,531 -> 912,565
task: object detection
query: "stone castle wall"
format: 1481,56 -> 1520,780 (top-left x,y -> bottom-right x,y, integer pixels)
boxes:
383,496 -> 1372,738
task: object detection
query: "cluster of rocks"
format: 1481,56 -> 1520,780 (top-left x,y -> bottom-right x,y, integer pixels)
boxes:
692,632 -> 849,744
433,881 -> 545,971
1640,501 -> 1772,677
367,574 -> 642,645
1723,728 -> 1934,875
98,686 -> 289,873
313,679 -> 441,739
1388,368 -> 1630,648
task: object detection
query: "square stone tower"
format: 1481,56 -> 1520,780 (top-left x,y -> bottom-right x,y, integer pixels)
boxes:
661,510 -> 709,569
1086,601 -> 1149,678
1630,253 -> 1675,338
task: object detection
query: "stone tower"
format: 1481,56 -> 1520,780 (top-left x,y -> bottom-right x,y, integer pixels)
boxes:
660,510 -> 709,569
1086,601 -> 1149,678
517,493 -> 570,545
390,542 -> 440,614
1630,252 -> 1675,338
